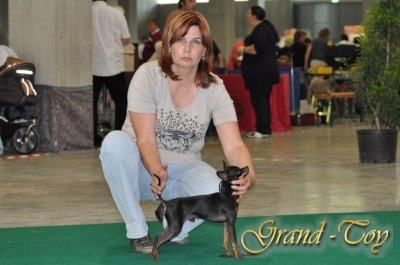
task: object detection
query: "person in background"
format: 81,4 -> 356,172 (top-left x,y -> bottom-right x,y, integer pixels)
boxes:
141,20 -> 162,64
147,41 -> 162,62
212,40 -> 225,69
329,33 -> 358,69
304,37 -> 311,47
241,5 -> 280,138
304,27 -> 331,70
289,30 -> 308,99
277,36 -> 293,63
290,30 -> 307,68
165,0 -> 196,28
99,11 -> 255,254
336,33 -> 353,46
0,35 -> 18,156
137,36 -> 147,62
226,40 -> 244,70
92,0 -> 131,147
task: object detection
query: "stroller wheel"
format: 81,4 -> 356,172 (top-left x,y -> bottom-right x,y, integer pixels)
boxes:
12,127 -> 39,154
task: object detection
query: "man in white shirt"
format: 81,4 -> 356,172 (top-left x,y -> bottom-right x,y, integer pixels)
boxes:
0,44 -> 18,155
92,0 -> 131,147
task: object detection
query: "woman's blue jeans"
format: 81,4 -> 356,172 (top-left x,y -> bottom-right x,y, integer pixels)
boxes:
99,130 -> 220,240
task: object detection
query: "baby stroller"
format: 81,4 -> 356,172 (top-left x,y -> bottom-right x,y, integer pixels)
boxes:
0,57 -> 39,154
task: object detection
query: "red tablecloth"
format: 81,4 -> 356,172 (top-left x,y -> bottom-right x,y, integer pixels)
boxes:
218,73 -> 291,132
270,73 -> 291,131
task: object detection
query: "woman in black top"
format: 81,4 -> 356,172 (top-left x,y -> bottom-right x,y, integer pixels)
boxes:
290,30 -> 307,68
241,5 -> 280,138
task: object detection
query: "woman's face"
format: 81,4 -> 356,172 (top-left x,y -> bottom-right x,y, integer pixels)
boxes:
245,9 -> 252,23
170,25 -> 206,70
299,34 -> 306,43
245,9 -> 257,26
146,21 -> 157,33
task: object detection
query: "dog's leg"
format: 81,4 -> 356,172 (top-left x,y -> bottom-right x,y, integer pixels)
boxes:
227,222 -> 243,260
223,222 -> 233,257
151,227 -> 180,260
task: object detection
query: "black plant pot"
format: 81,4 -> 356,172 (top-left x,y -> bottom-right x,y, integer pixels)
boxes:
357,129 -> 398,163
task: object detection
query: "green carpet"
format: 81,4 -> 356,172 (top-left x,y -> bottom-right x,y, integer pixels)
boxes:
0,211 -> 399,265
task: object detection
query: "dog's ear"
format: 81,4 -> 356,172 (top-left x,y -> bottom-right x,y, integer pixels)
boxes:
241,166 -> 249,176
222,160 -> 228,171
217,170 -> 228,181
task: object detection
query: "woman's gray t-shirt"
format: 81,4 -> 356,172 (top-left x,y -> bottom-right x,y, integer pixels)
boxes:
121,60 -> 237,164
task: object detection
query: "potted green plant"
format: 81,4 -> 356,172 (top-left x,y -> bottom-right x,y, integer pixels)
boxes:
354,0 -> 400,163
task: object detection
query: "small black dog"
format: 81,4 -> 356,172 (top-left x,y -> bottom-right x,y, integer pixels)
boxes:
151,161 -> 249,260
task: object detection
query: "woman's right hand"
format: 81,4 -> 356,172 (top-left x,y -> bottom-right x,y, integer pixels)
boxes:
151,163 -> 168,196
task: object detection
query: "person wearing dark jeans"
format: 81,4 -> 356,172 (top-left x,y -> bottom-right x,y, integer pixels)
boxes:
93,73 -> 128,146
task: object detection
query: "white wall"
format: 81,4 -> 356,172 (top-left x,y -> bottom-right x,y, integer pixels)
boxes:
8,0 -> 92,87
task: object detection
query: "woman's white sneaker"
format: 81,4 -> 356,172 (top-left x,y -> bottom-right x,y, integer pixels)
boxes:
246,131 -> 271,138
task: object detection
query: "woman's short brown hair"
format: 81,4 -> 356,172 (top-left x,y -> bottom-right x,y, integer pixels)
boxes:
293,30 -> 306,44
158,11 -> 216,88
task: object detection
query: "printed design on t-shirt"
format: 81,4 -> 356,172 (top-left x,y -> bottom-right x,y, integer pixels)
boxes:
156,109 -> 204,153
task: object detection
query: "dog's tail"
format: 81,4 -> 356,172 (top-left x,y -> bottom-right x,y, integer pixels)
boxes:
155,203 -> 165,222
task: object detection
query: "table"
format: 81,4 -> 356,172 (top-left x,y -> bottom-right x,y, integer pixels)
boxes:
306,70 -> 356,122
311,91 -> 356,126
218,73 -> 291,132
